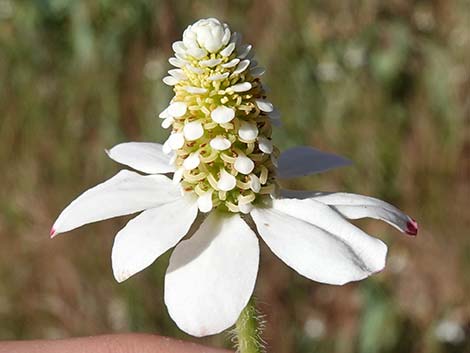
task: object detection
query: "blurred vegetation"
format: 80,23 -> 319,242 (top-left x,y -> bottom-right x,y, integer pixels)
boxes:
1,0 -> 469,352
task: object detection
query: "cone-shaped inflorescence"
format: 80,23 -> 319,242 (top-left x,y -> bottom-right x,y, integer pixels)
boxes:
160,18 -> 280,214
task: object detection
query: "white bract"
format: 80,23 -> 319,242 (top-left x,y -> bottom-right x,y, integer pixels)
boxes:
52,18 -> 418,338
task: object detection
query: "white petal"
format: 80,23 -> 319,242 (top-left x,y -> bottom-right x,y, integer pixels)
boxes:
211,105 -> 235,124
168,57 -> 186,68
249,174 -> 261,192
183,86 -> 207,94
239,121 -> 258,141
234,154 -> 255,175
197,190 -> 213,213
251,198 -> 387,285
172,167 -> 184,184
278,146 -> 351,179
161,116 -> 174,129
222,27 -> 231,45
210,136 -> 232,150
228,82 -> 252,92
250,67 -> 265,78
165,212 -> 259,337
172,41 -> 187,55
200,58 -> 222,67
168,102 -> 187,117
168,69 -> 187,81
220,42 -> 236,57
106,142 -> 175,174
51,171 -> 180,236
167,132 -> 185,150
187,47 -> 207,59
237,44 -> 252,59
186,65 -> 204,74
257,137 -> 273,153
222,58 -> 240,68
112,197 -> 198,282
158,107 -> 171,119
233,60 -> 250,75
183,121 -> 204,141
183,152 -> 200,170
255,99 -> 273,112
280,190 -> 418,236
217,169 -> 236,191
163,76 -> 179,86
207,72 -> 229,81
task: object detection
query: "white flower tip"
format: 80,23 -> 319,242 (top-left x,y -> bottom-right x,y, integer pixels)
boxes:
184,18 -> 229,53
210,136 -> 232,150
234,155 -> 255,175
217,169 -> 236,191
183,153 -> 200,170
197,191 -> 213,213
239,121 -> 258,141
183,121 -> 204,141
249,174 -> 261,192
168,102 -> 187,117
255,99 -> 274,112
211,105 -> 235,124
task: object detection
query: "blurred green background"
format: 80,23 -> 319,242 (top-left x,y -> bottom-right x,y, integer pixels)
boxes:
1,0 -> 469,352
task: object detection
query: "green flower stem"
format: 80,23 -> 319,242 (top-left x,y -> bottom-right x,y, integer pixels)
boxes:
234,298 -> 264,353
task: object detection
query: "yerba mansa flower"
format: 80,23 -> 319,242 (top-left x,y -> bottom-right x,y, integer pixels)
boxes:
51,18 -> 418,337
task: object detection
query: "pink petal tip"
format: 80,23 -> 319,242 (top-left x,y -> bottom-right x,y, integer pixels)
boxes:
50,227 -> 57,238
405,219 -> 418,236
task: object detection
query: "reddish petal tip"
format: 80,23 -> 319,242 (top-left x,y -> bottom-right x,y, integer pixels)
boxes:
50,227 -> 57,238
405,219 -> 418,236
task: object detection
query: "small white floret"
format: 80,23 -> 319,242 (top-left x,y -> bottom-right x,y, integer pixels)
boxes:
229,82 -> 252,92
239,121 -> 258,141
163,76 -> 179,86
168,132 -> 185,150
222,58 -> 240,68
207,72 -> 229,81
249,174 -> 261,192
255,99 -> 274,112
183,121 -> 204,141
210,136 -> 232,150
173,167 -> 184,184
237,44 -> 252,59
234,154 -> 255,175
233,60 -> 250,75
211,106 -> 235,124
197,190 -> 213,213
220,42 -> 236,57
217,169 -> 237,191
200,58 -> 222,67
161,117 -> 174,129
183,86 -> 207,94
168,57 -> 186,68
158,107 -> 171,119
258,136 -> 273,153
168,69 -> 187,81
250,67 -> 265,78
168,102 -> 187,117
183,152 -> 200,170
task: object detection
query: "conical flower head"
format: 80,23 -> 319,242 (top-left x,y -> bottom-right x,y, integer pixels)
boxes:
161,18 -> 279,214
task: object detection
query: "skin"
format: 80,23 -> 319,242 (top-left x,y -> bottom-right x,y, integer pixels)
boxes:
0,334 -> 232,353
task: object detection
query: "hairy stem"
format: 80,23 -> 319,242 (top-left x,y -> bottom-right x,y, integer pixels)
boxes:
233,298 -> 264,353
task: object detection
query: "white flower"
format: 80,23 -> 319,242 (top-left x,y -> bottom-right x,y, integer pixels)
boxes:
52,18 -> 418,338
